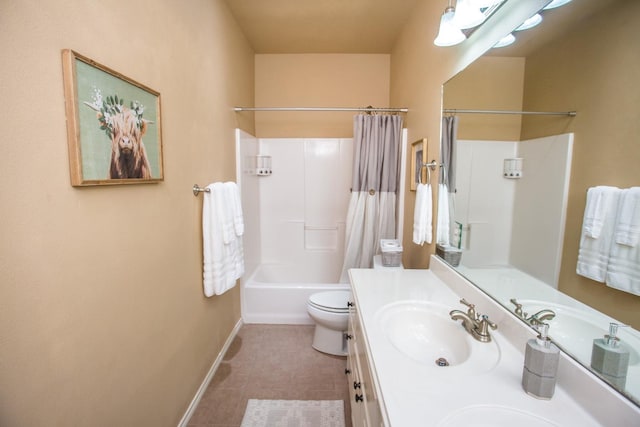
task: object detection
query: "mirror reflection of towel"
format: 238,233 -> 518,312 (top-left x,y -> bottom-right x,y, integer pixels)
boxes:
576,187 -> 621,282
614,187 -> 640,247
606,187 -> 640,296
412,183 -> 432,245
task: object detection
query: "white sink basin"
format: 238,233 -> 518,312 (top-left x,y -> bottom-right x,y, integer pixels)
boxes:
375,301 -> 500,375
437,405 -> 559,427
517,300 -> 640,366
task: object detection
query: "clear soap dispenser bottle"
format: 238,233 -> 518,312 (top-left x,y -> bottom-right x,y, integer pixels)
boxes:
590,322 -> 630,389
522,323 -> 560,399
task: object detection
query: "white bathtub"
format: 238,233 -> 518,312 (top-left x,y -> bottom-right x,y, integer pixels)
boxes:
241,264 -> 350,324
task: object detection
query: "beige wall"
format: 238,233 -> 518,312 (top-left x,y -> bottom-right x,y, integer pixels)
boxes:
444,56 -> 525,141
521,0 -> 640,328
0,1 -> 253,426
253,54 -> 390,138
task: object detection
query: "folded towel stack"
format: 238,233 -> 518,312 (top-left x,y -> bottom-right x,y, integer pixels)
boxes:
577,186 -> 640,296
202,182 -> 245,297
577,186 -> 621,282
606,187 -> 640,296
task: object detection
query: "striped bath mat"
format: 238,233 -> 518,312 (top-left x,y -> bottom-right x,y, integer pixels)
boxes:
240,399 -> 345,427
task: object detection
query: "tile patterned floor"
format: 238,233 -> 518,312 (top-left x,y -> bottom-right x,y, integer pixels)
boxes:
187,324 -> 352,427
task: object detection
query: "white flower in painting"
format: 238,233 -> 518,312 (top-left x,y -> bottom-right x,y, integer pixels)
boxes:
89,87 -> 103,110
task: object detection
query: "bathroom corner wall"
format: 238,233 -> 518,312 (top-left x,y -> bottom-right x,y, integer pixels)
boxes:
0,1 -> 254,426
253,54 -> 390,138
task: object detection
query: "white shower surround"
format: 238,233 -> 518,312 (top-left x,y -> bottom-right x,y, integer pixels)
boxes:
455,133 -> 573,288
235,129 -> 406,324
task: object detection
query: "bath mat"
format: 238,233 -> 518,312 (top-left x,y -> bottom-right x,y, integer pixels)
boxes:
240,399 -> 345,427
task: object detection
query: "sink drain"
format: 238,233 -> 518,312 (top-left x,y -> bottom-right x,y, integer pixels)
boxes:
435,357 -> 450,367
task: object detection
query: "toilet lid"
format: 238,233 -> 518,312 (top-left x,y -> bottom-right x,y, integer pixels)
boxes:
309,290 -> 351,311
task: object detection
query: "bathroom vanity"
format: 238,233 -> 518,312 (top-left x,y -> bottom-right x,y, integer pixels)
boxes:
346,256 -> 640,426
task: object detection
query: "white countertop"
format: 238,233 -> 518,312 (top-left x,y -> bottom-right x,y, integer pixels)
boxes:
348,265 -> 637,426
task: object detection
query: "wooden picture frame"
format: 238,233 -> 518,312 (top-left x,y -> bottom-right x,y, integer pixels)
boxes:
62,50 -> 163,186
410,138 -> 427,191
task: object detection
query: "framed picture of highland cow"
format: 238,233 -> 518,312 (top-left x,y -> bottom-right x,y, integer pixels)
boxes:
62,49 -> 163,186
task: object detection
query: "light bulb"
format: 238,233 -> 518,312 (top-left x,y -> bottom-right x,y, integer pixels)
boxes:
434,7 -> 466,47
515,13 -> 542,31
543,0 -> 572,10
493,33 -> 515,48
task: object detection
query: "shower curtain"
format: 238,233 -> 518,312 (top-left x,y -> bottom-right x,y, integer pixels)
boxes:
437,115 -> 458,246
340,114 -> 403,282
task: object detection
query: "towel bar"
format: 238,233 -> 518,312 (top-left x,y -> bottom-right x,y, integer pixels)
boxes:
193,184 -> 210,196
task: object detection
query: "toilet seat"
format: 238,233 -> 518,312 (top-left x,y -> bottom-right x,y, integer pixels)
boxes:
308,290 -> 351,313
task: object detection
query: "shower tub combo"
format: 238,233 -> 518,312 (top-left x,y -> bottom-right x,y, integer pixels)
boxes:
241,263 -> 349,325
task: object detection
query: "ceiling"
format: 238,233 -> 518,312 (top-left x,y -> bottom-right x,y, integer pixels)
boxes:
222,0 -> 423,53
222,0 -> 615,56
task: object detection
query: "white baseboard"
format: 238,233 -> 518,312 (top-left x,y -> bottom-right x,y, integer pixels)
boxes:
177,318 -> 244,427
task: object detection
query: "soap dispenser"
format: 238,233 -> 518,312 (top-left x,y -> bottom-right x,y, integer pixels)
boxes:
590,322 -> 630,389
522,323 -> 560,399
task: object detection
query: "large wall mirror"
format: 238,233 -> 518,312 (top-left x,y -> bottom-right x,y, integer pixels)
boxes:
438,0 -> 640,406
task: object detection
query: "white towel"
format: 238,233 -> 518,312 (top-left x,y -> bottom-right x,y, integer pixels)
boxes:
202,182 -> 244,297
614,187 -> 640,247
412,183 -> 432,245
436,183 -> 450,246
606,187 -> 640,295
582,186 -> 620,238
225,181 -> 245,237
606,241 -> 640,296
225,182 -> 245,281
576,186 -> 622,282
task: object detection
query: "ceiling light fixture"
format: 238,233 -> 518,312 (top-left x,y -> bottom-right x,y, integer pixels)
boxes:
543,0 -> 572,10
452,0 -> 486,30
493,33 -> 516,48
515,13 -> 542,31
470,0 -> 503,9
434,6 -> 466,47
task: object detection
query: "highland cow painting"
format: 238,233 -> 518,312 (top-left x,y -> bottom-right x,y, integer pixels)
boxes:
62,50 -> 163,186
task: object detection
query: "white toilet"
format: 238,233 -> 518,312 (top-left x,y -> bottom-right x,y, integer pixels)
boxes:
306,290 -> 352,356
307,255 -> 404,356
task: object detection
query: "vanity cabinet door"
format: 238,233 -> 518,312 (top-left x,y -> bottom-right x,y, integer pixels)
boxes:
347,304 -> 384,426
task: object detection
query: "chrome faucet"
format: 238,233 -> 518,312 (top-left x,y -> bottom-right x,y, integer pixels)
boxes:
509,298 -> 524,317
526,309 -> 556,326
449,298 -> 497,343
509,298 -> 556,326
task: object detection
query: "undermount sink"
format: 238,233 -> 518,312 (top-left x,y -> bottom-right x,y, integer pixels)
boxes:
437,405 -> 560,427
517,300 -> 640,366
375,301 -> 500,374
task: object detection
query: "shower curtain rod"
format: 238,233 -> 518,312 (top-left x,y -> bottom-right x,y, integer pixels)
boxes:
443,108 -> 576,117
234,106 -> 408,113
